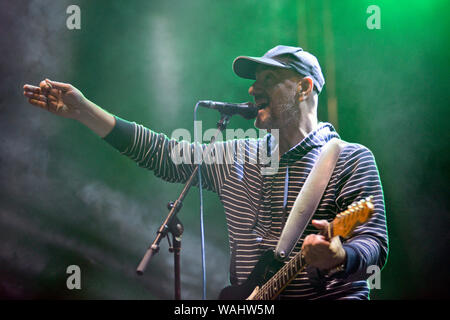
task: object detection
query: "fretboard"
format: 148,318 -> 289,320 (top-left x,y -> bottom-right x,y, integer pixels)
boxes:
254,250 -> 306,300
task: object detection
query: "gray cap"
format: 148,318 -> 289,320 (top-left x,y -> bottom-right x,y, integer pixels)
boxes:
233,45 -> 325,94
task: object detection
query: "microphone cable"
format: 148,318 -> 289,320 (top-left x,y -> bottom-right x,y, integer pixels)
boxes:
194,102 -> 207,300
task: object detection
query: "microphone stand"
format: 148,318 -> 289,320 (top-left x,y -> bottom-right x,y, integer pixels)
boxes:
136,112 -> 232,300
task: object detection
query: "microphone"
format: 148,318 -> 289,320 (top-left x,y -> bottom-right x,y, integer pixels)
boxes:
198,100 -> 258,119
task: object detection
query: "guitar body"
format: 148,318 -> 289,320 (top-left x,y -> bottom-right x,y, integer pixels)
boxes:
218,250 -> 283,300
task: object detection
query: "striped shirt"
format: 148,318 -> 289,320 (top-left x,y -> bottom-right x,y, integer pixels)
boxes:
104,117 -> 388,300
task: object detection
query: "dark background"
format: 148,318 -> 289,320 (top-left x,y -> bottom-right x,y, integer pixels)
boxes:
0,0 -> 449,299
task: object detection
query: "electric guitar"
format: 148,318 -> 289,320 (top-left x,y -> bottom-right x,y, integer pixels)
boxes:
218,196 -> 374,300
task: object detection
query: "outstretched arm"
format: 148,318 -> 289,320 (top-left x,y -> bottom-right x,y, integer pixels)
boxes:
23,79 -> 234,194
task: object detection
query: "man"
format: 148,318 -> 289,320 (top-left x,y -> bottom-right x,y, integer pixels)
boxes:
23,45 -> 388,299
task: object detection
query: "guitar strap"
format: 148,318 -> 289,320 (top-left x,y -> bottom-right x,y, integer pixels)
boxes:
274,138 -> 348,260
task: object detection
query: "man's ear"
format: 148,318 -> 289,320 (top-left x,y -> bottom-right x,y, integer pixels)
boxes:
297,77 -> 314,102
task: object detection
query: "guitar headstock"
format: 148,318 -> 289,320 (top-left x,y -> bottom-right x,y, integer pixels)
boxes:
331,196 -> 374,239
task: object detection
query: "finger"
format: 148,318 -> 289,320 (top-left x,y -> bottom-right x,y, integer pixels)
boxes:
309,234 -> 328,245
24,91 -> 47,102
303,234 -> 315,245
311,219 -> 329,230
48,88 -> 62,97
29,98 -> 48,110
47,94 -> 58,102
23,84 -> 41,94
40,80 -> 51,94
45,79 -> 71,92
315,235 -> 328,244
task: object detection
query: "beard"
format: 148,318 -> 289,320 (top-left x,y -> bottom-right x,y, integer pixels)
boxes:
255,96 -> 300,130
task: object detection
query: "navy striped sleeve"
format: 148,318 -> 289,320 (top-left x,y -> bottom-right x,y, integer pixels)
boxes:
102,116 -> 233,194
334,144 -> 389,282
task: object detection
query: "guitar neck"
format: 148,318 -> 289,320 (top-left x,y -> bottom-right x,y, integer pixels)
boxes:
254,250 -> 306,300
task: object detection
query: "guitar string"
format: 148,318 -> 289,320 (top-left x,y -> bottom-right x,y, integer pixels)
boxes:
256,252 -> 304,299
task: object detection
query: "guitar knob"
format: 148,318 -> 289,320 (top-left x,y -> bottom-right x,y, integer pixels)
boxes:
276,250 -> 286,261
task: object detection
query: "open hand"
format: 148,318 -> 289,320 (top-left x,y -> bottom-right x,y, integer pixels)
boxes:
23,79 -> 86,120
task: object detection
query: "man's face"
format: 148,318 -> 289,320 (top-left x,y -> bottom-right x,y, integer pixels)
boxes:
249,66 -> 302,130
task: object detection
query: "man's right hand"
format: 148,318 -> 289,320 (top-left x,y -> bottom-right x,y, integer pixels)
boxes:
23,79 -> 87,121
23,79 -> 116,138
